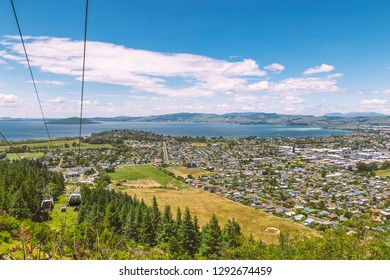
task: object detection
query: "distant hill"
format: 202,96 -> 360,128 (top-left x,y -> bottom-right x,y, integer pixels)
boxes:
126,112 -> 390,129
91,116 -> 140,122
324,112 -> 387,118
5,111 -> 390,129
46,117 -> 101,124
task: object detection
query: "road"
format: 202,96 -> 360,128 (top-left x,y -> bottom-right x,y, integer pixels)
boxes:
162,141 -> 170,164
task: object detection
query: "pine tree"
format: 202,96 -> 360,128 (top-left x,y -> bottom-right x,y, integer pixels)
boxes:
140,209 -> 155,246
193,215 -> 201,251
200,214 -> 222,259
222,218 -> 242,248
157,205 -> 175,244
104,201 -> 121,231
174,207 -> 182,235
179,207 -> 198,257
150,196 -> 160,245
124,208 -> 137,241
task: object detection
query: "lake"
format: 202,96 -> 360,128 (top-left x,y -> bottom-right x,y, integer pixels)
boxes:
0,120 -> 349,141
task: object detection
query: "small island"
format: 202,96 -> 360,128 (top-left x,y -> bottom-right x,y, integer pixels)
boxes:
46,117 -> 101,125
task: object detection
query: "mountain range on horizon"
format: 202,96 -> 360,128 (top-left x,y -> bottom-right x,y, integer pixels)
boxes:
2,112 -> 389,130
1,111 -> 388,121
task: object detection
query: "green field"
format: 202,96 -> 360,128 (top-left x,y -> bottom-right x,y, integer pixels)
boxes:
110,165 -> 188,189
376,169 -> 390,177
6,152 -> 45,160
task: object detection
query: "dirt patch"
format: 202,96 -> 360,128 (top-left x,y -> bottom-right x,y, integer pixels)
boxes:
265,227 -> 281,234
120,179 -> 161,188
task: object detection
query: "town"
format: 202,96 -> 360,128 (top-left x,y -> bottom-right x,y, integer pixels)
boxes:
33,129 -> 390,234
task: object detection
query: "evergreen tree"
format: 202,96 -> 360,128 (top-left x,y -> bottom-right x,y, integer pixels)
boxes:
174,207 -> 182,234
222,218 -> 242,248
157,205 -> 175,244
200,214 -> 222,258
104,201 -> 121,231
179,207 -> 198,257
140,209 -> 154,245
193,215 -> 201,251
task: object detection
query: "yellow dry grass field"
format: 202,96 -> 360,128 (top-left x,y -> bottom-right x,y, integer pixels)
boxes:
165,166 -> 212,178
122,186 -> 317,244
119,179 -> 161,188
190,142 -> 208,147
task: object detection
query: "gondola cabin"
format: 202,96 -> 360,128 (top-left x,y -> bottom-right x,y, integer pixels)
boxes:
67,193 -> 82,207
41,198 -> 54,212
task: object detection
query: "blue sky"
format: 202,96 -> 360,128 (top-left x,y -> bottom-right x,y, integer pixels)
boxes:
1,0 -> 390,117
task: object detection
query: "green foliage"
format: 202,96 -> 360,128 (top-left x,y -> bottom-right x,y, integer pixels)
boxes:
157,205 -> 175,244
380,161 -> 390,170
222,218 -> 242,248
356,162 -> 378,173
199,214 -> 222,258
0,159 -> 64,220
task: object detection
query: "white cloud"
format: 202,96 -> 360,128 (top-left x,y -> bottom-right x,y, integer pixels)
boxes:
0,36 -> 350,117
241,105 -> 256,111
358,89 -> 390,95
327,73 -> 343,79
303,64 -> 335,75
0,36 -> 267,98
282,106 -> 305,114
248,80 -> 270,91
0,93 -> 21,107
0,58 -> 6,64
360,99 -> 389,108
247,77 -> 342,94
280,96 -> 306,104
28,80 -> 67,85
264,63 -> 285,73
231,93 -> 261,103
44,95 -> 99,106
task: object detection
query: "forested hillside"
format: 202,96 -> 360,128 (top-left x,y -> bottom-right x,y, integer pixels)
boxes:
0,160 -> 64,220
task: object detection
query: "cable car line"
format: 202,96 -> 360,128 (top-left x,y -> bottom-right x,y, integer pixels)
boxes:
78,0 -> 89,164
0,131 -> 22,160
10,0 -> 52,149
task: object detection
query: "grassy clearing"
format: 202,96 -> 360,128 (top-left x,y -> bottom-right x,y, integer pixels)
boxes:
216,141 -> 228,146
122,186 -> 317,244
48,192 -> 78,231
165,166 -> 212,178
376,169 -> 390,177
190,142 -> 208,147
119,179 -> 161,188
110,165 -> 188,189
6,152 -> 44,160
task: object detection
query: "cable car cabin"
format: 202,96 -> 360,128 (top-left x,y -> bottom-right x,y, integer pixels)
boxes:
41,198 -> 54,212
67,193 -> 82,207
